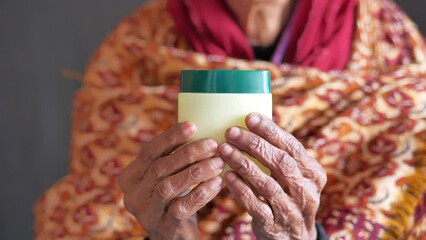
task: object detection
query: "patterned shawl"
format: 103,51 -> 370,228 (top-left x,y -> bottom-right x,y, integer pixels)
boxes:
34,0 -> 426,239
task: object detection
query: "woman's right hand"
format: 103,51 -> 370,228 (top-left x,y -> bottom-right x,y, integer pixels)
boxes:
118,122 -> 224,240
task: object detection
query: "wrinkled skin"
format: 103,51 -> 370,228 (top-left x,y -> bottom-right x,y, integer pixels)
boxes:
119,113 -> 326,239
118,122 -> 224,240
219,113 -> 327,239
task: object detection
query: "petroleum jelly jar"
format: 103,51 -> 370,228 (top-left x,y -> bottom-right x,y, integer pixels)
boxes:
178,70 -> 272,174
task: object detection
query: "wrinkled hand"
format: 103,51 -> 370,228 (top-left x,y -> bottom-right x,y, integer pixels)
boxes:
118,122 -> 224,240
219,113 -> 327,240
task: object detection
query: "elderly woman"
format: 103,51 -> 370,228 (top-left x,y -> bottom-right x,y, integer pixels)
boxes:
35,0 -> 426,239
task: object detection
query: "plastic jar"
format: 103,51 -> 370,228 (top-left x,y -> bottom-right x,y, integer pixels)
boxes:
178,70 -> 272,174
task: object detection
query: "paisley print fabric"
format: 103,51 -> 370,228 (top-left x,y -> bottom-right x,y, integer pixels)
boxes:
34,0 -> 426,239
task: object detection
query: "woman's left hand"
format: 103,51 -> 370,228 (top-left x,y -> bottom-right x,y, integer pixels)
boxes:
218,113 -> 327,240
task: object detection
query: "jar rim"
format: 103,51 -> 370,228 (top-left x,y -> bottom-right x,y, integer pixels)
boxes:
180,70 -> 271,93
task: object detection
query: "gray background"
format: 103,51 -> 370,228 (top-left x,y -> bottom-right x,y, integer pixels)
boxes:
0,1 -> 424,239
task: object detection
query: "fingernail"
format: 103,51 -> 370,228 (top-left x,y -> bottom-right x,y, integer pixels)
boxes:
211,177 -> 223,188
220,144 -> 233,156
205,139 -> 218,152
212,158 -> 224,170
247,114 -> 261,127
226,172 -> 237,182
228,127 -> 240,140
182,122 -> 196,137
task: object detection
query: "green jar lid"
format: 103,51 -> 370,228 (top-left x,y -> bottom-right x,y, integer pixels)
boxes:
180,70 -> 271,93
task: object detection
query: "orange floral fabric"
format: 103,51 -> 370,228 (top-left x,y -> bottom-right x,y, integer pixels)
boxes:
34,0 -> 426,239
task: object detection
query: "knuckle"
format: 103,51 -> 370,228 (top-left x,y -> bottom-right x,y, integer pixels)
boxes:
209,158 -> 222,171
192,187 -> 210,201
304,203 -> 319,218
278,135 -> 291,148
310,198 -> 320,213
202,139 -> 216,153
279,154 -> 297,177
290,139 -> 304,153
289,209 -> 304,223
240,187 -> 253,200
237,157 -> 254,176
171,125 -> 186,142
287,136 -> 305,152
291,184 -> 305,201
249,136 -> 262,150
318,171 -> 327,190
303,189 -> 320,216
268,148 -> 283,166
260,177 -> 280,199
249,135 -> 278,163
139,148 -> 154,161
266,125 -> 279,139
280,134 -> 304,151
308,160 -> 327,191
280,152 -> 290,164
168,203 -> 187,220
154,181 -> 174,200
182,145 -> 195,160
252,202 -> 270,219
150,163 -> 164,179
188,164 -> 203,181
